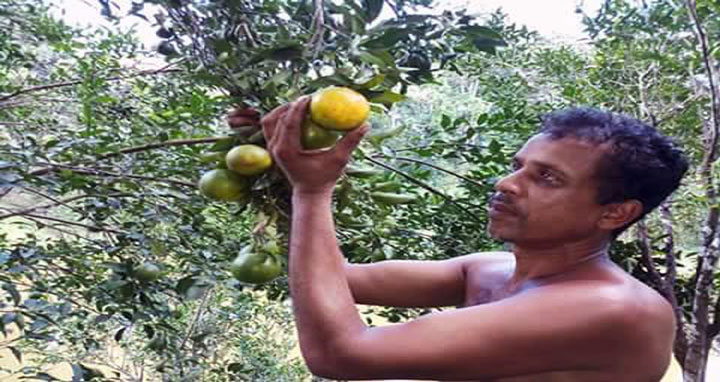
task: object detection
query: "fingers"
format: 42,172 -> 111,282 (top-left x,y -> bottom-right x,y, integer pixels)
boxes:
261,103 -> 291,147
228,116 -> 258,128
275,97 -> 311,152
333,123 -> 370,160
227,108 -> 260,128
228,107 -> 259,117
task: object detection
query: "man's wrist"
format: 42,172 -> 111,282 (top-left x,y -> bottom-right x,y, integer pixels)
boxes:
292,186 -> 334,200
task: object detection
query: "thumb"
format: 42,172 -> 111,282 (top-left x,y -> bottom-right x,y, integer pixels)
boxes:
333,123 -> 370,159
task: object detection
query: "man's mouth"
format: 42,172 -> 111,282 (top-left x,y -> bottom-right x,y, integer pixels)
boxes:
488,195 -> 517,216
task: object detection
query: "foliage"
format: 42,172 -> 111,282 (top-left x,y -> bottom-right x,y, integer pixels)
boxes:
0,0 -> 508,380
4,0 -> 719,380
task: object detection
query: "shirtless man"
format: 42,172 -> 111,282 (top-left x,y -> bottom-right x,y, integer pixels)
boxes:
230,98 -> 688,381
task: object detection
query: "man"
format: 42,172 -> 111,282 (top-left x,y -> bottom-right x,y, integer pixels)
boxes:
229,99 -> 688,381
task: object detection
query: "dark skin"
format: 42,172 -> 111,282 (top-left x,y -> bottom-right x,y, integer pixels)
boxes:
228,100 -> 676,381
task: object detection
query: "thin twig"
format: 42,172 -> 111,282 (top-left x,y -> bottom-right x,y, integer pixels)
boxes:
178,288 -> 213,352
20,212 -> 126,235
97,136 -> 231,159
19,186 -> 96,224
0,62 -> 184,103
360,155 -> 484,222
687,0 -> 720,172
308,0 -> 326,59
0,192 -> 132,220
375,154 -> 487,189
29,164 -> 196,188
635,219 -> 664,288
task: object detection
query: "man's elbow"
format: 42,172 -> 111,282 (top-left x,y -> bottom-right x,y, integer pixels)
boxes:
303,352 -> 352,379
301,342 -> 363,380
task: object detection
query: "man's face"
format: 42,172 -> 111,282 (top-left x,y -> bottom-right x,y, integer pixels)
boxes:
487,134 -> 611,246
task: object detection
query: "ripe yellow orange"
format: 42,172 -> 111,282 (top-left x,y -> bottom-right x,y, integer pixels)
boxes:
310,86 -> 370,131
198,169 -> 249,202
225,144 -> 272,176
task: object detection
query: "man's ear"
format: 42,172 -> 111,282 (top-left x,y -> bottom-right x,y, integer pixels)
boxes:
597,200 -> 644,230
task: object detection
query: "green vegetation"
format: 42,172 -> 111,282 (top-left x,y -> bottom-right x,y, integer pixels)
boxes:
1,0 -> 719,381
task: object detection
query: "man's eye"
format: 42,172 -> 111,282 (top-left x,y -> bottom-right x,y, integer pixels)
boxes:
539,170 -> 558,183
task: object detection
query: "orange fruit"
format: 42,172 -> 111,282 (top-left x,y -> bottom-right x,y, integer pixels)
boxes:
198,169 -> 249,202
225,144 -> 272,176
310,86 -> 370,131
301,119 -> 340,150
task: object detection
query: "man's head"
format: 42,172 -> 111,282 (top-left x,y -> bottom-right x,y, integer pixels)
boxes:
488,107 -> 688,245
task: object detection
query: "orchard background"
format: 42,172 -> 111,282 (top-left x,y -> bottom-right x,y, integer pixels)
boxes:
2,0 -> 720,381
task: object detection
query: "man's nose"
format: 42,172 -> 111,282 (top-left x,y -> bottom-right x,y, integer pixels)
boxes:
494,171 -> 522,195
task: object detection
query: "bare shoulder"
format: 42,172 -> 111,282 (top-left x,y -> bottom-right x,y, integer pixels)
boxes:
459,251 -> 515,270
457,252 -> 516,305
518,276 -> 675,377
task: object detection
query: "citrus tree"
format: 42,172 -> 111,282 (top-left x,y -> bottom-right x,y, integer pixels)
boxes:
0,0 -> 507,380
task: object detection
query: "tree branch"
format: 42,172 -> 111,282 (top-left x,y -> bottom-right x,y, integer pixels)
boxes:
18,215 -> 107,246
376,154 -> 486,189
360,155 -> 485,222
658,200 -> 688,356
0,61 -> 184,103
178,288 -> 213,352
654,93 -> 703,126
308,0 -> 326,59
19,212 -> 126,235
0,192 -> 132,220
684,2 -> 720,376
687,0 -> 720,173
635,219 -> 665,288
709,294 -> 720,338
98,136 -> 231,159
29,164 -> 196,188
19,186 -> 104,226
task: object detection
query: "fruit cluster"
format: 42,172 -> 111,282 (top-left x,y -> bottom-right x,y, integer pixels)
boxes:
197,87 -> 370,284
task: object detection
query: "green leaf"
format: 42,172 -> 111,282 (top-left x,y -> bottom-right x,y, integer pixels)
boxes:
2,283 -> 21,306
356,73 -> 386,89
472,37 -> 506,54
114,327 -> 126,342
441,114 -> 452,129
209,137 -> 238,152
363,0 -> 384,22
8,346 -> 21,363
369,90 -> 406,106
460,25 -> 504,40
248,43 -> 304,65
175,276 -> 198,297
361,27 -> 411,49
355,50 -> 390,68
20,373 -> 58,381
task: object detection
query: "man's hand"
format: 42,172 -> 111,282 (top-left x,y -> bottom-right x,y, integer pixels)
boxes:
262,97 -> 370,194
227,107 -> 260,128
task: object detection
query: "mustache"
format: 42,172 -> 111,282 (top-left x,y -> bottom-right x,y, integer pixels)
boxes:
489,193 -> 519,213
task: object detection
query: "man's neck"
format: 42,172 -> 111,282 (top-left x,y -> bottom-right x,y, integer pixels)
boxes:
507,238 -> 612,287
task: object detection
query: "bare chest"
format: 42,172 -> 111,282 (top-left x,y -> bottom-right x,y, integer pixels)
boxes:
460,261 -> 516,307
489,370 -> 632,382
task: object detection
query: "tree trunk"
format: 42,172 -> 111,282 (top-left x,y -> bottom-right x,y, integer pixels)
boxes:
682,2 -> 720,381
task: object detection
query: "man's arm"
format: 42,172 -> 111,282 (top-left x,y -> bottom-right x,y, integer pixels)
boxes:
289,184 -> 644,381
345,258 -> 467,307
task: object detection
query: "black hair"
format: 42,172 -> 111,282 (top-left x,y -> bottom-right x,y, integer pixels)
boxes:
538,107 -> 689,238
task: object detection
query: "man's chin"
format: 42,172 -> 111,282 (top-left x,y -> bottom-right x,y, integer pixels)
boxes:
487,225 -> 513,242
